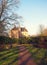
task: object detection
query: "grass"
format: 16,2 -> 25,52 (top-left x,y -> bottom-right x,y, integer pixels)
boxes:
24,44 -> 47,65
0,44 -> 47,65
0,47 -> 19,65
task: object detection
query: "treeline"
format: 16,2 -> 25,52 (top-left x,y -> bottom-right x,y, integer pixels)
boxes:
18,36 -> 47,44
0,36 -> 18,50
0,36 -> 47,44
0,36 -> 47,50
0,36 -> 18,44
28,36 -> 47,43
28,36 -> 47,48
18,36 -> 47,48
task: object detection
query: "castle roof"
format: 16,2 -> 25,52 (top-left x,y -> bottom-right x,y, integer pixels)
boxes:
11,26 -> 28,32
21,27 -> 28,32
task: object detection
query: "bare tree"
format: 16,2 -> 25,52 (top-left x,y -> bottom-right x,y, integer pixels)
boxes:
42,28 -> 47,36
0,0 -> 20,36
39,24 -> 44,36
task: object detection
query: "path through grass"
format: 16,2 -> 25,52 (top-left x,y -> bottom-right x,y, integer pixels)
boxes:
25,44 -> 47,65
0,44 -> 47,65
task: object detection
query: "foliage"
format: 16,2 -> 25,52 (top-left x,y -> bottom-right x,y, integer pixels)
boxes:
0,36 -> 18,44
18,37 -> 28,44
0,0 -> 20,35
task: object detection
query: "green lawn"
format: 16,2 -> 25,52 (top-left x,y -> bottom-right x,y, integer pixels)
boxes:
0,47 -> 19,65
0,44 -> 47,65
25,44 -> 47,65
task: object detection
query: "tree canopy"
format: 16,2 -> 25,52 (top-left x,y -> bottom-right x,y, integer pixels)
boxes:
0,0 -> 21,36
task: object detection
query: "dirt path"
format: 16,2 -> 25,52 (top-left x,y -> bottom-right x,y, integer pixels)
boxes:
18,45 -> 37,65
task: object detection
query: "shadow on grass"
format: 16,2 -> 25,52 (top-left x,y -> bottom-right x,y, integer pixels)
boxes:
0,47 -> 19,62
27,45 -> 47,65
38,51 -> 47,65
0,51 -> 18,61
8,56 -> 18,65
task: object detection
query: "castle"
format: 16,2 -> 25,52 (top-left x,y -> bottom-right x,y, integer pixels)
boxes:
9,26 -> 29,38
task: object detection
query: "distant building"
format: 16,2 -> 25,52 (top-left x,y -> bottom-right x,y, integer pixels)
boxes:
21,27 -> 29,37
9,26 -> 29,38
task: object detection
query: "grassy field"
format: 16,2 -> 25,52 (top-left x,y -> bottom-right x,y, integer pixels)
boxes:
0,44 -> 47,65
24,44 -> 47,65
0,47 -> 19,65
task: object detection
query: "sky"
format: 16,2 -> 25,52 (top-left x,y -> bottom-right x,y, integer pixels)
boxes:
17,0 -> 47,35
